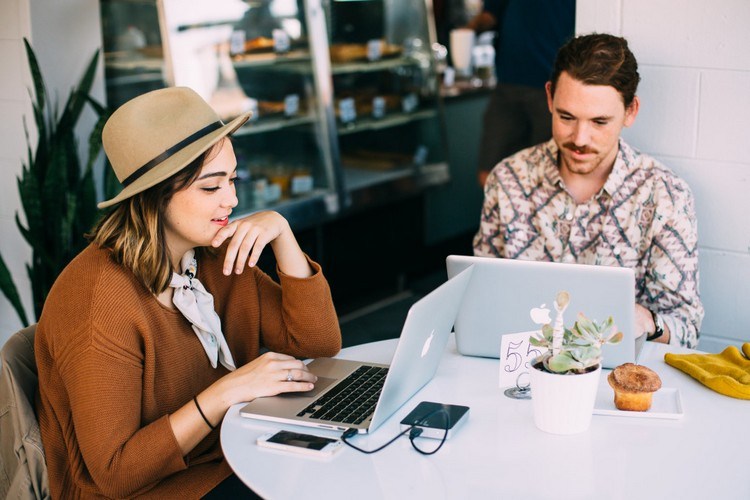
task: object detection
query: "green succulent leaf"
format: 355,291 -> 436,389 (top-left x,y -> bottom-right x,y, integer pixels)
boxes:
533,292 -> 624,374
547,352 -> 584,373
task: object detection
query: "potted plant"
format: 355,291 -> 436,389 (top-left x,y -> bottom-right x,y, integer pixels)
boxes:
528,291 -> 623,434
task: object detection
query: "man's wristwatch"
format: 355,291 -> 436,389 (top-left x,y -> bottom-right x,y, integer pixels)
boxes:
647,310 -> 664,341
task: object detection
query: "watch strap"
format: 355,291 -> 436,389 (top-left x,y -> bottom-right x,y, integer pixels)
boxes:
647,310 -> 664,341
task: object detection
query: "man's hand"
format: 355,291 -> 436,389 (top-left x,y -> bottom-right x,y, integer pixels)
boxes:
635,303 -> 670,344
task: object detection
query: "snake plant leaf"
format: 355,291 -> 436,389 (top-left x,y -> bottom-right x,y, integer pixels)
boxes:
15,168 -> 42,247
0,253 -> 29,327
0,39 -> 106,322
58,50 -> 100,136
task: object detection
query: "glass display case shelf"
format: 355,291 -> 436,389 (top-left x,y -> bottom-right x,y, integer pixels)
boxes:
343,167 -> 415,192
337,108 -> 436,135
331,56 -> 419,75
234,187 -> 338,229
233,114 -> 317,136
104,55 -> 163,72
232,50 -> 312,69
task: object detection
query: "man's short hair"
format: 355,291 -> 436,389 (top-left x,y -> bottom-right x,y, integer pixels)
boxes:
549,33 -> 640,107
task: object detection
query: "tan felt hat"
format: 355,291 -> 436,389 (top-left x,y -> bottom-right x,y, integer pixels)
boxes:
98,86 -> 251,208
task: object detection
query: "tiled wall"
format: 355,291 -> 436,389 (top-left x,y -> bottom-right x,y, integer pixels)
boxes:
578,0 -> 750,351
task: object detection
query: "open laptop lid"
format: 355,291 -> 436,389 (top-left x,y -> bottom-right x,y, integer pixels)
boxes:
366,264 -> 474,432
239,265 -> 474,433
446,255 -> 636,369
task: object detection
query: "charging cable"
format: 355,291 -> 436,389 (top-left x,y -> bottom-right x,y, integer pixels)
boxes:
340,407 -> 450,455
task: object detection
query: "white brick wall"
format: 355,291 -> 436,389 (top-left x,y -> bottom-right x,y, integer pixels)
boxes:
578,0 -> 750,350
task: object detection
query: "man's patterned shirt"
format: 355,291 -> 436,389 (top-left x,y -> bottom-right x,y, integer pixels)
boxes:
473,139 -> 703,348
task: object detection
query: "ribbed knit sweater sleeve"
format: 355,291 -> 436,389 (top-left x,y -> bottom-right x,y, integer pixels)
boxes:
35,244 -> 341,498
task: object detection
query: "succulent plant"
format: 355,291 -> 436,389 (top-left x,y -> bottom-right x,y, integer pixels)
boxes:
529,291 -> 624,375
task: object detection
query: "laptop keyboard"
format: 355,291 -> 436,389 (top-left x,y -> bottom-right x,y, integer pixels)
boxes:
296,365 -> 388,425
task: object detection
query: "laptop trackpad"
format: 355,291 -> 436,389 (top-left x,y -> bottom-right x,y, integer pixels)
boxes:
276,376 -> 337,399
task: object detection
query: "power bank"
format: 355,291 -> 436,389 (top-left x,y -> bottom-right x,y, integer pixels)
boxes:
399,401 -> 470,439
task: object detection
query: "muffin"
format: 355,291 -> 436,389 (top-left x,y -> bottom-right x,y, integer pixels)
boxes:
607,363 -> 662,411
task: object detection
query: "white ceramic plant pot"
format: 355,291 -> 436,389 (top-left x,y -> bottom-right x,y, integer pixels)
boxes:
529,360 -> 601,435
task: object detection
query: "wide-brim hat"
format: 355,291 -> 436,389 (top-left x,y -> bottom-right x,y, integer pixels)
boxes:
98,87 -> 251,208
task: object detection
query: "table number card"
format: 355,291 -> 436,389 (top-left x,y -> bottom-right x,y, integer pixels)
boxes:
498,331 -> 543,388
367,39 -> 384,61
230,30 -> 246,56
372,96 -> 386,119
284,94 -> 299,117
401,93 -> 419,113
338,98 -> 356,124
273,29 -> 290,54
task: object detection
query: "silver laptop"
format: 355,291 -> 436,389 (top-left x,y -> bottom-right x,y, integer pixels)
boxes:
240,265 -> 474,434
446,255 -> 638,369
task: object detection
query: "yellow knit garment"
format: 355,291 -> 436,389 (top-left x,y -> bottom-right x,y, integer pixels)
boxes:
664,343 -> 750,400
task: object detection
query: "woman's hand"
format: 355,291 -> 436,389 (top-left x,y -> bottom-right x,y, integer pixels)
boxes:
211,210 -> 312,278
219,351 -> 317,404
169,351 -> 316,455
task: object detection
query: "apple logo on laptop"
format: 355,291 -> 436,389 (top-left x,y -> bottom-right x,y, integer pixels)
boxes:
530,304 -> 552,325
421,329 -> 435,357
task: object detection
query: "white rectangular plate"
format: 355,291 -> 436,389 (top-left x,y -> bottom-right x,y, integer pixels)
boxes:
593,386 -> 683,419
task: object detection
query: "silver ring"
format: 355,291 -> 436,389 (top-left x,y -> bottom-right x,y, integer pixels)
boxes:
286,370 -> 293,382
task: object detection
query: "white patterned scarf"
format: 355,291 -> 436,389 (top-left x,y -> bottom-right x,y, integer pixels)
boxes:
169,250 -> 236,370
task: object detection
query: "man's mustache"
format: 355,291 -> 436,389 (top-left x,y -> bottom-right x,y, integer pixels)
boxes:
563,142 -> 597,155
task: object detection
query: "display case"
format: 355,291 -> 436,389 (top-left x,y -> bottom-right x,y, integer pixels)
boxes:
99,0 -> 448,229
323,0 -> 449,209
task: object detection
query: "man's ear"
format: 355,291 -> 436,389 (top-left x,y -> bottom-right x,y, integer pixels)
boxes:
545,81 -> 554,113
624,95 -> 640,127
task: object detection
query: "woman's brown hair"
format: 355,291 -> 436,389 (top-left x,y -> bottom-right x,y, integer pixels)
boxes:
88,143 -> 220,295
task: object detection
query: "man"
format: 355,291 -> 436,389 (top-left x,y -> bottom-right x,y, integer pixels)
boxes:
473,34 -> 703,348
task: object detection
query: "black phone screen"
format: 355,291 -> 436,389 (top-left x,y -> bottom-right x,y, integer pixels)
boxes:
267,430 -> 338,450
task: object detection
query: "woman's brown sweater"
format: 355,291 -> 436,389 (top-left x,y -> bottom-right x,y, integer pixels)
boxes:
35,244 -> 341,498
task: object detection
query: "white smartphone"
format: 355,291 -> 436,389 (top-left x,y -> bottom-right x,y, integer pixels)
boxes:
256,430 -> 344,457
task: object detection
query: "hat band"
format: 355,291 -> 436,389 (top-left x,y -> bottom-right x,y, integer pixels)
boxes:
121,120 -> 223,187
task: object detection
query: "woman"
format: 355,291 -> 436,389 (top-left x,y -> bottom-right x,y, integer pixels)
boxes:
34,87 -> 342,498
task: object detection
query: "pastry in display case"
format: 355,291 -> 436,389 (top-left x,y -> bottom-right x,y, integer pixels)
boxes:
323,0 -> 447,198
99,0 -> 448,227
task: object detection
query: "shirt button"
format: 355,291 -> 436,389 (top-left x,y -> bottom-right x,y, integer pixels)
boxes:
613,247 -> 621,255
209,335 -> 216,344
565,213 -> 573,221
563,255 -> 575,263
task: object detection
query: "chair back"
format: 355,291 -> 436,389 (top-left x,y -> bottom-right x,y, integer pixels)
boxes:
0,324 -> 50,499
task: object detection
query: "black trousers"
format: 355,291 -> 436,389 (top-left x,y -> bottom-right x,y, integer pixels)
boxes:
478,83 -> 552,174
203,474 -> 262,499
